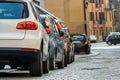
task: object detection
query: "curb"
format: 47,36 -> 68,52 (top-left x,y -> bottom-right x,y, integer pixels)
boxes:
75,51 -> 100,58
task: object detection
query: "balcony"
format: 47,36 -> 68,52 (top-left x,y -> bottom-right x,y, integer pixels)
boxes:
94,20 -> 99,25
99,20 -> 105,25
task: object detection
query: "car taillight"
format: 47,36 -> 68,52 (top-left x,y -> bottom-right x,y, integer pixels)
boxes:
45,26 -> 51,34
16,21 -> 38,30
46,29 -> 51,34
21,48 -> 36,51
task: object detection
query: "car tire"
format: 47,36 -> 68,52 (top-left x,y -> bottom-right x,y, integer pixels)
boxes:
67,55 -> 70,64
86,47 -> 90,54
43,58 -> 49,73
113,43 -> 117,45
49,53 -> 56,70
108,41 -> 112,46
57,55 -> 64,69
30,46 -> 43,76
64,54 -> 67,67
72,54 -> 75,62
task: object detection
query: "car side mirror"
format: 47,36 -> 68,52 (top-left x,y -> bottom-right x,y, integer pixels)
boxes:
44,18 -> 50,28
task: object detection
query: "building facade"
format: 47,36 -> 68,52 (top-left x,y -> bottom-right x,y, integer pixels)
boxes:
35,0 -> 106,41
85,0 -> 105,41
104,0 -> 115,36
43,0 -> 85,34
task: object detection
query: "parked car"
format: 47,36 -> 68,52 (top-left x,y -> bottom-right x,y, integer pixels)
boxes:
90,35 -> 97,43
0,0 -> 50,76
39,14 -> 66,69
71,34 -> 91,54
106,32 -> 120,45
62,27 -> 75,63
55,20 -> 75,63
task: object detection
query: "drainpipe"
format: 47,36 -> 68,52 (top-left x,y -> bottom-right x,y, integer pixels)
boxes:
83,0 -> 87,36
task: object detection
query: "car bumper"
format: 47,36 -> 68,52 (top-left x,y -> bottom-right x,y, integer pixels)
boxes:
74,45 -> 89,52
0,48 -> 39,65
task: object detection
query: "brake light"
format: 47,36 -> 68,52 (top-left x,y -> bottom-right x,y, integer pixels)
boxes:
16,21 -> 38,30
45,26 -> 51,34
21,48 -> 36,51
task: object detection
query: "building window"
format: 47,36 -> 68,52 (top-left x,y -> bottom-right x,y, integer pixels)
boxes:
109,12 -> 112,21
96,0 -> 100,8
105,12 -> 107,21
90,12 -> 94,21
99,12 -> 105,24
89,0 -> 94,3
101,0 -> 103,4
96,12 -> 98,21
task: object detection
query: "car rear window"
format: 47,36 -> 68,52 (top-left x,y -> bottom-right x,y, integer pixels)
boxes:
72,35 -> 84,41
0,2 -> 26,19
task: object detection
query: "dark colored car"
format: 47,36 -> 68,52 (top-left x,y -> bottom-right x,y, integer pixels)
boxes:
106,32 -> 120,45
71,34 -> 91,54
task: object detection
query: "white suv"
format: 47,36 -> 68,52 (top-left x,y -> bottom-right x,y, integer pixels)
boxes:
0,0 -> 49,76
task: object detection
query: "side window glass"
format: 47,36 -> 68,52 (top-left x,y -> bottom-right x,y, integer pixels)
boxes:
47,17 -> 54,31
52,20 -> 59,32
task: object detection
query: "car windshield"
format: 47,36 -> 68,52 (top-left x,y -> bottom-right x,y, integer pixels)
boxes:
0,2 -> 25,19
71,35 -> 84,41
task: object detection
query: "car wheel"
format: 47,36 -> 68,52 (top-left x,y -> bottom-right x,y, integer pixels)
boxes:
67,55 -> 70,64
57,55 -> 64,69
30,46 -> 43,76
49,53 -> 56,70
113,43 -> 117,45
86,47 -> 90,54
72,54 -> 75,62
64,54 -> 67,67
108,41 -> 112,46
43,58 -> 49,73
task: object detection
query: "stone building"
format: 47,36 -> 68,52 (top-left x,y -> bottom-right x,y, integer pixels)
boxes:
85,0 -> 105,41
34,0 -> 107,41
43,0 -> 85,35
104,0 -> 115,35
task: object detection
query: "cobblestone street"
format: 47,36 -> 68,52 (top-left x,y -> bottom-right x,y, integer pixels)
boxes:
1,42 -> 120,80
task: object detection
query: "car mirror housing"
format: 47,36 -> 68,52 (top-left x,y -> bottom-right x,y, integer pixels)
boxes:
44,18 -> 50,28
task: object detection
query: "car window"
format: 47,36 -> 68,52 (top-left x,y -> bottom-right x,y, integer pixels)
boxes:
0,2 -> 26,19
71,35 -> 84,41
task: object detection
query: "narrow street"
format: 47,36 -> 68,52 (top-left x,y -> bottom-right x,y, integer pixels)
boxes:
0,42 -> 120,80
